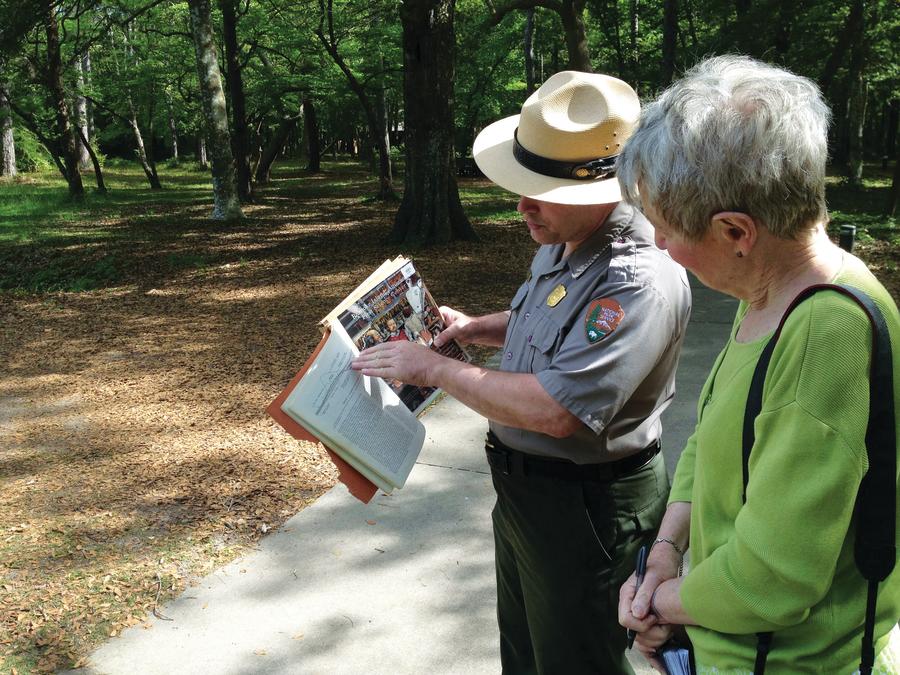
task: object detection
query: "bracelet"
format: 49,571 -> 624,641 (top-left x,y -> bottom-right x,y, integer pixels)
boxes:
652,537 -> 685,577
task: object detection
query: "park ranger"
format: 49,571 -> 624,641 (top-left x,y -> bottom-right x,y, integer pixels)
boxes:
352,70 -> 691,674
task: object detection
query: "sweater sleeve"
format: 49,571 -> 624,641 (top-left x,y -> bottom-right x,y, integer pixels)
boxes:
680,293 -> 873,633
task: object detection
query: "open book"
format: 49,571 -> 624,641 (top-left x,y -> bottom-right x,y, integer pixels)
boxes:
267,257 -> 469,502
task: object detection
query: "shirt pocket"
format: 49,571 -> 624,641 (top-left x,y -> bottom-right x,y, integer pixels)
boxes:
527,308 -> 562,373
509,282 -> 528,311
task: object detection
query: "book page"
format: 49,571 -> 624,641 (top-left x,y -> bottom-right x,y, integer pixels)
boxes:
319,257 -> 408,329
335,259 -> 470,416
280,323 -> 425,490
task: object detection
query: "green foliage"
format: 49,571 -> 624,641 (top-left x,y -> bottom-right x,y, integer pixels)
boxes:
0,0 -> 897,216
12,125 -> 53,172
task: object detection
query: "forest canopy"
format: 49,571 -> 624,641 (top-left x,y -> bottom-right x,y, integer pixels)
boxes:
0,0 -> 897,238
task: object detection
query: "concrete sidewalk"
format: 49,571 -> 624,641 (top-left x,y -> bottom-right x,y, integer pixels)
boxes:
74,279 -> 735,675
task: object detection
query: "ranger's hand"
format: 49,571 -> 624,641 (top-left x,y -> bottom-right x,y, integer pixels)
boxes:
433,306 -> 475,347
351,341 -> 442,387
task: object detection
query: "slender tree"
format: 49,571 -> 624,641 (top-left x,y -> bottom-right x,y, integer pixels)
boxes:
629,0 -> 639,87
166,91 -> 179,163
488,0 -> 592,72
819,0 -> 865,97
845,0 -> 868,186
187,0 -> 244,220
316,0 -> 395,199
82,51 -> 95,140
393,0 -> 476,245
524,8 -> 536,93
219,0 -> 253,202
75,124 -> 106,193
256,110 -> 300,182
74,55 -> 91,170
661,0 -> 677,86
887,135 -> 899,217
44,0 -> 84,197
0,81 -> 16,177
304,95 -> 321,173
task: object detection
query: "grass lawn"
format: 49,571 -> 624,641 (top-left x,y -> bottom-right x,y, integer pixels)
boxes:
0,158 -> 896,673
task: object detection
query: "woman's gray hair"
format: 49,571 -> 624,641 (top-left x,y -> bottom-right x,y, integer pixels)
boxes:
618,55 -> 831,240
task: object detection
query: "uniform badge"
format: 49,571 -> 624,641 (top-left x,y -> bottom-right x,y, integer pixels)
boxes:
585,298 -> 625,343
546,284 -> 567,307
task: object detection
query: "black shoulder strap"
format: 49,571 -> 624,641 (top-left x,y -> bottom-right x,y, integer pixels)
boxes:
742,283 -> 896,675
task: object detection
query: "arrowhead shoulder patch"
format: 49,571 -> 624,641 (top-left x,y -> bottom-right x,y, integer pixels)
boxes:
585,298 -> 625,343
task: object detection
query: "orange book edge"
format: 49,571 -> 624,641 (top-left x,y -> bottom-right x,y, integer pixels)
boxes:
266,328 -> 379,504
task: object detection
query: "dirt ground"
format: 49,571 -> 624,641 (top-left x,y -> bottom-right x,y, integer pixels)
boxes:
0,168 -> 536,672
0,165 -> 896,672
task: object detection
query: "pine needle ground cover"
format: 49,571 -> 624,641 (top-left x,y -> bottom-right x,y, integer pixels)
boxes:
0,161 -> 896,673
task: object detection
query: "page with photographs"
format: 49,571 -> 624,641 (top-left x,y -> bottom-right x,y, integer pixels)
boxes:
334,259 -> 469,416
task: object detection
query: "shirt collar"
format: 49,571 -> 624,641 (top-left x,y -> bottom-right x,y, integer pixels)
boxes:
563,202 -> 634,279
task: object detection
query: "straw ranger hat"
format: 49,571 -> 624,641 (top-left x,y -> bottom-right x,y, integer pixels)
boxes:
472,70 -> 640,205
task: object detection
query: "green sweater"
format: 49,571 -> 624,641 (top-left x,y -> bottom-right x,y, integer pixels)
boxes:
669,254 -> 900,673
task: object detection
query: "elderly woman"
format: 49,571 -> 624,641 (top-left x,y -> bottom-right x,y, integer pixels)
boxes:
616,56 -> 900,673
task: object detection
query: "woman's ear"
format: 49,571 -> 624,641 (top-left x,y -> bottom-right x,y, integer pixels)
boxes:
710,211 -> 757,257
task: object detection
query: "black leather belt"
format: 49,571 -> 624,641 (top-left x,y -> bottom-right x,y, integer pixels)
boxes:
485,431 -> 660,482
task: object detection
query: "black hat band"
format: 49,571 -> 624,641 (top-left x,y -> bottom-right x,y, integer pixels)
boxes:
513,128 -> 618,181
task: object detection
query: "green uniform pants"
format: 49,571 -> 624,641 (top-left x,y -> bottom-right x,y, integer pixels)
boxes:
490,451 -> 669,675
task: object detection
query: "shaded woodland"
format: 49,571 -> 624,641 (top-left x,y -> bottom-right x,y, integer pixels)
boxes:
0,0 -> 897,237
0,0 -> 900,234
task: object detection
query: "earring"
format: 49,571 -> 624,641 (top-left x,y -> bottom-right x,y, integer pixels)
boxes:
736,251 -> 744,258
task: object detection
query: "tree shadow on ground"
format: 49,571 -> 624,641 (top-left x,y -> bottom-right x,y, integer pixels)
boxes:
0,160 -> 531,671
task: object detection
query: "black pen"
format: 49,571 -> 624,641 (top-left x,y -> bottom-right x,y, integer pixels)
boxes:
626,544 -> 648,649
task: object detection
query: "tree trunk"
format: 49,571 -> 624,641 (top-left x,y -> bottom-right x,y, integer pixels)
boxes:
120,26 -> 161,189
219,0 -> 253,202
887,137 -> 899,218
773,0 -> 794,61
3,93 -> 67,179
74,56 -> 91,170
629,0 -> 640,88
559,0 -> 591,72
847,76 -> 868,187
593,0 -> 625,76
845,0 -> 867,186
524,8 -> 537,93
393,0 -> 476,246
82,51 -> 95,140
129,110 -> 161,188
317,0 -> 394,199
304,96 -> 321,173
734,0 -> 752,54
375,51 -> 393,186
683,0 -> 698,51
167,94 -> 179,164
197,130 -> 209,169
44,1 -> 84,198
661,0 -> 677,87
820,0 -> 864,97
75,124 -> 106,193
0,83 -> 16,177
188,0 -> 244,220
255,112 -> 298,183
490,0 -> 590,73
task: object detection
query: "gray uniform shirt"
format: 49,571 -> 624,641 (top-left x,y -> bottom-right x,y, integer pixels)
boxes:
490,202 -> 692,464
